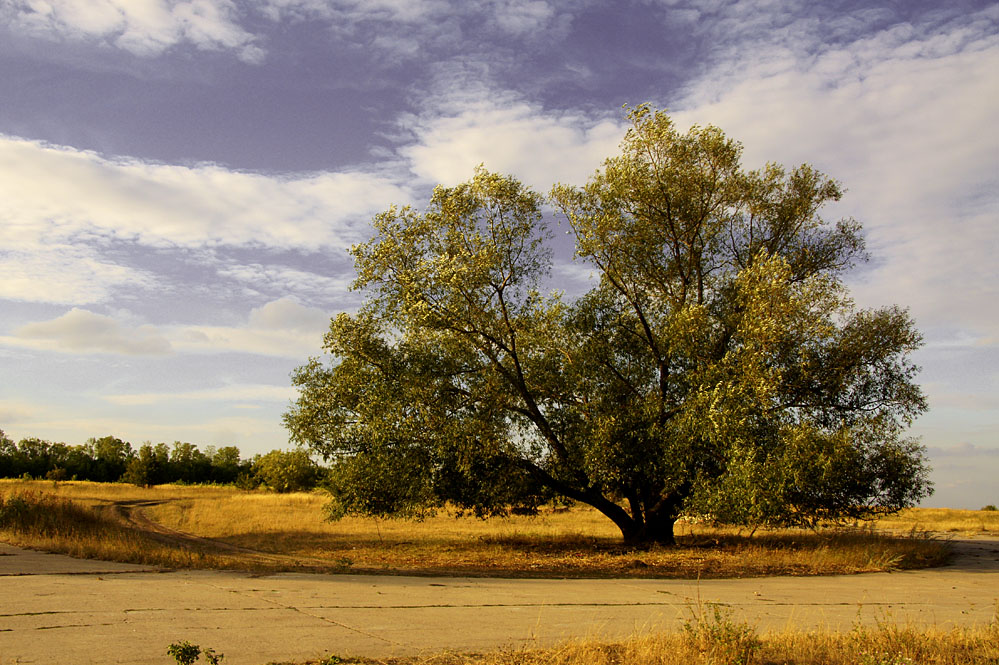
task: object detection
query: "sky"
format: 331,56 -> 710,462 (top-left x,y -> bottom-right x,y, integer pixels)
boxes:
0,0 -> 996,509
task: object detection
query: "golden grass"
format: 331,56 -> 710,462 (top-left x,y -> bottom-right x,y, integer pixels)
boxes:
0,487 -> 243,569
138,484 -> 950,577
875,506 -> 999,535
270,600 -> 999,665
283,622 -> 999,665
0,479 -> 954,577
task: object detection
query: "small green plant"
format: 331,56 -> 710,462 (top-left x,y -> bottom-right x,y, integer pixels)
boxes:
167,641 -> 223,664
203,647 -> 224,665
317,656 -> 342,665
167,641 -> 200,665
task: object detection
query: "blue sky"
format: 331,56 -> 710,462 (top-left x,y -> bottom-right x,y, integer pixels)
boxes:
0,0 -> 996,509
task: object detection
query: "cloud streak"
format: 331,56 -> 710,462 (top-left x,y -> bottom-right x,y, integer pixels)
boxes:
103,383 -> 296,406
0,246 -> 157,305
3,297 -> 330,358
3,0 -> 264,61
11,308 -> 172,354
2,0 -> 574,65
0,135 -> 412,251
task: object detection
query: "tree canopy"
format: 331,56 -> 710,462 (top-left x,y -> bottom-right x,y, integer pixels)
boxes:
284,106 -> 931,544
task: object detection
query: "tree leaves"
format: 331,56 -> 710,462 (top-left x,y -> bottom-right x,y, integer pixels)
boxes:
285,107 -> 931,543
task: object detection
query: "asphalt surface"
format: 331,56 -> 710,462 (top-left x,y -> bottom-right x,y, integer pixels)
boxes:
1,538 -> 997,665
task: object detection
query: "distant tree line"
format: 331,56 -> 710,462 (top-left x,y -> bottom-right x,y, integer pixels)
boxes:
0,428 -> 321,492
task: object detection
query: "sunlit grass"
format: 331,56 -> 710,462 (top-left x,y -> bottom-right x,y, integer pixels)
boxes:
0,487 -> 242,569
0,479 -> 953,577
283,621 -> 999,665
874,506 -> 999,535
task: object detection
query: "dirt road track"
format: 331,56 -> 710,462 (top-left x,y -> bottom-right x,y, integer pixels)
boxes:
1,537 -> 997,665
110,500 -> 338,570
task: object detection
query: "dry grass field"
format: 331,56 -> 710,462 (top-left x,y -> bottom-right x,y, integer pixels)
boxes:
875,506 -> 999,536
287,622 -> 999,665
0,479 -> 960,578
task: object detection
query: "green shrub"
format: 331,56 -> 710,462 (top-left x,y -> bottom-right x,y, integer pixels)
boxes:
167,641 -> 200,665
167,641 -> 223,665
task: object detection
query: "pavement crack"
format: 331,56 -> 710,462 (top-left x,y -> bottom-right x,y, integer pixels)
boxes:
202,582 -> 401,646
35,622 -> 118,631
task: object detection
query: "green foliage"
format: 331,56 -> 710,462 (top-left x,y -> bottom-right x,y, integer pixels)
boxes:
167,641 -> 201,665
0,429 -> 262,487
123,443 -> 166,487
166,641 -> 223,665
316,656 -> 342,665
285,106 -> 931,543
252,449 -> 320,493
87,435 -> 133,482
203,648 -> 224,665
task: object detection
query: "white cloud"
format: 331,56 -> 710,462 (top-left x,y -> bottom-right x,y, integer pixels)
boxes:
0,297 -> 331,358
550,260 -> 599,296
171,322 -> 322,358
927,442 -> 999,458
216,262 -> 356,305
0,399 -> 36,425
0,246 -> 157,305
247,296 -> 330,332
10,308 -> 172,354
3,0 -> 264,62
169,297 -> 330,357
400,90 -> 625,190
0,136 -> 412,254
487,0 -> 557,37
103,383 -> 296,406
921,387 -> 999,413
250,0 -> 449,31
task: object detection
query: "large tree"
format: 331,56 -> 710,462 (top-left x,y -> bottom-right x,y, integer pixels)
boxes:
285,106 -> 931,544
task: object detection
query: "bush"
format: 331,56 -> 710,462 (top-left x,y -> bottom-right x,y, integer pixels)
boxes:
982,505 -> 997,512
252,449 -> 320,493
0,491 -> 101,536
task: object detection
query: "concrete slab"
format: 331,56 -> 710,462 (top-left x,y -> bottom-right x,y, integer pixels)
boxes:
0,542 -> 160,576
0,539 -> 996,664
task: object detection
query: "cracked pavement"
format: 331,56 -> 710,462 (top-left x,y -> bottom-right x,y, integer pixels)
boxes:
1,539 -> 997,664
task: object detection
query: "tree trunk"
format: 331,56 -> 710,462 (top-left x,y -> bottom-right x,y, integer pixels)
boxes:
619,512 -> 678,546
514,460 -> 681,546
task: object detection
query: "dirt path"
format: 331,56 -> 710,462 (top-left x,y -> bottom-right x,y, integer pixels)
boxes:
111,499 -> 251,552
110,499 -> 344,571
